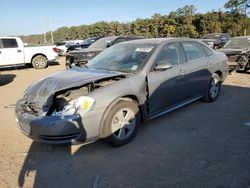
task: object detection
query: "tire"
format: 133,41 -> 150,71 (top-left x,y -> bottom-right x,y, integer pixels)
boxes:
32,55 -> 48,69
243,62 -> 250,73
65,63 -> 71,69
103,100 -> 140,147
203,73 -> 221,102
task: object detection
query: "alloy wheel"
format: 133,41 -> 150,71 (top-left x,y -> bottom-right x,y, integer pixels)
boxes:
111,108 -> 136,141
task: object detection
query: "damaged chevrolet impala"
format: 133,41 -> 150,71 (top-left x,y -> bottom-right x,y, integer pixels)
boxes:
15,38 -> 228,146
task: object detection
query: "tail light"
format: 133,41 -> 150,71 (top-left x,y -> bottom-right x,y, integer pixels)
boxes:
53,47 -> 59,52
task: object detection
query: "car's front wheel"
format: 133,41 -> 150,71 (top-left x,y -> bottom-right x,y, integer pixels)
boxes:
203,73 -> 221,102
103,100 -> 140,147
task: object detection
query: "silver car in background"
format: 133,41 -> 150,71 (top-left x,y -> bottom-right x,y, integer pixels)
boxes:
15,38 -> 228,147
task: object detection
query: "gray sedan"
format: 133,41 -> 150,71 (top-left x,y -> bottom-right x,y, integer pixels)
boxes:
15,38 -> 228,146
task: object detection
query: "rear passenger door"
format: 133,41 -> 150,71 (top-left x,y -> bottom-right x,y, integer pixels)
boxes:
181,42 -> 211,98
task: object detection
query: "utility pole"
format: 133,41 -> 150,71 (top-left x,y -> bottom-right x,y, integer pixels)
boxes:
40,17 -> 54,44
51,30 -> 54,44
40,17 -> 47,44
43,32 -> 47,44
49,19 -> 54,44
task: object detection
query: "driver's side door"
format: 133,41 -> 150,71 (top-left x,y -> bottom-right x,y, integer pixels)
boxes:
147,43 -> 188,115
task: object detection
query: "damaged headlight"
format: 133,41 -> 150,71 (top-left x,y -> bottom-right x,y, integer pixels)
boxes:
52,96 -> 95,116
86,52 -> 95,57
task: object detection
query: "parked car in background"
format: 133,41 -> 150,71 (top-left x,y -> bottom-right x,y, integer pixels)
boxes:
16,38 -> 228,146
201,33 -> 231,49
54,41 -> 69,56
54,40 -> 85,56
0,37 -> 57,69
66,36 -> 144,68
218,36 -> 250,72
66,37 -> 101,52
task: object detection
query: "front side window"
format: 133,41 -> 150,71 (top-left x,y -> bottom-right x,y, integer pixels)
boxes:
182,42 -> 206,61
155,43 -> 181,66
1,39 -> 18,48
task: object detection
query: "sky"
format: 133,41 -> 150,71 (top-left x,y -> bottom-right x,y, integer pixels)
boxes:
0,0 -> 229,36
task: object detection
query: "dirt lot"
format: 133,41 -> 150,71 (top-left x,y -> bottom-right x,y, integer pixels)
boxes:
0,58 -> 250,188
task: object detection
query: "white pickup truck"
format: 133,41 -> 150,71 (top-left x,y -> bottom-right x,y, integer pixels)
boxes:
0,37 -> 58,69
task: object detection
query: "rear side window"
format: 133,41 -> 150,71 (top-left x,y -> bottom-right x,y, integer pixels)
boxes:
182,42 -> 206,61
1,39 -> 18,48
201,44 -> 213,56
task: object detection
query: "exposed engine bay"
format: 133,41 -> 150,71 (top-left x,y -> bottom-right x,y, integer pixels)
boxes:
49,76 -> 125,115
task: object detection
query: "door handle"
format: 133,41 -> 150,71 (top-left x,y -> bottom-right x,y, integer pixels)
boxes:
177,69 -> 185,80
17,49 -> 22,53
179,69 -> 185,76
0,50 -> 1,54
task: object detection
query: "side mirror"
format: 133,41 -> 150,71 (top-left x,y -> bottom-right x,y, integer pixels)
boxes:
154,63 -> 173,71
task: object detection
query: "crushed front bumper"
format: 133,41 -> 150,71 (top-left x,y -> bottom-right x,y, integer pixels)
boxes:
15,100 -> 103,144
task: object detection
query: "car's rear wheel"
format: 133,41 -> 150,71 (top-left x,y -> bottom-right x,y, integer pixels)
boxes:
203,73 -> 221,102
32,55 -> 48,69
103,100 -> 140,147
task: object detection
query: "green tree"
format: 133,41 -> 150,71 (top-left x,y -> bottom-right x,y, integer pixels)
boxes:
224,0 -> 250,16
20,4 -> 250,44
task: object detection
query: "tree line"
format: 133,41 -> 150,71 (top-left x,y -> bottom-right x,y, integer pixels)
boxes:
20,2 -> 250,45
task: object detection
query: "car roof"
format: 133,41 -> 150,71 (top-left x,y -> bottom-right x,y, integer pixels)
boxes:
100,36 -> 143,40
122,38 -> 204,45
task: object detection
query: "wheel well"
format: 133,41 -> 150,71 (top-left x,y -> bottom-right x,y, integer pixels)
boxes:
214,70 -> 223,79
99,95 -> 141,138
31,54 -> 48,62
120,95 -> 143,120
120,95 -> 139,104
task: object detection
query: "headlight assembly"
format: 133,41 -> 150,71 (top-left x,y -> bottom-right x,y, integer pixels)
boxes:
86,52 -> 95,57
52,96 -> 95,116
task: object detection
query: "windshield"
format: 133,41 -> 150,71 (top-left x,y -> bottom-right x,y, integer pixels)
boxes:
224,37 -> 250,49
90,37 -> 117,49
87,43 -> 156,73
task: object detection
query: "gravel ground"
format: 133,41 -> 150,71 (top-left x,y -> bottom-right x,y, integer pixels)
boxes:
0,58 -> 250,188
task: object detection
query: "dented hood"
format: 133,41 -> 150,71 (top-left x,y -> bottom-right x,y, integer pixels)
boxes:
24,68 -> 125,112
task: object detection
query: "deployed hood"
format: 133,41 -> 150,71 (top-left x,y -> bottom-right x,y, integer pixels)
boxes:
23,68 -> 126,112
